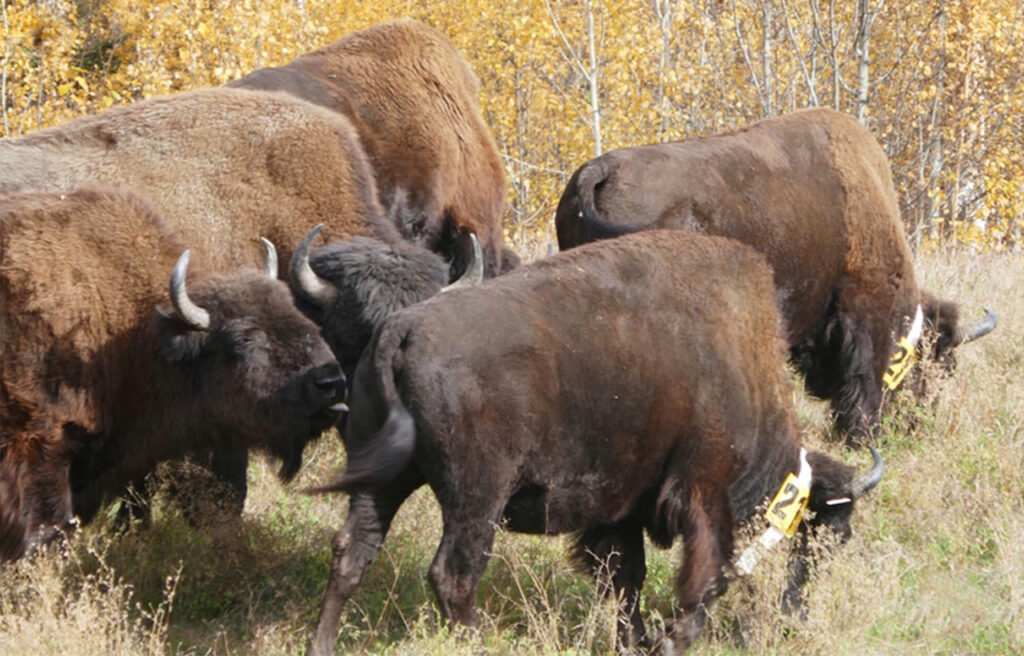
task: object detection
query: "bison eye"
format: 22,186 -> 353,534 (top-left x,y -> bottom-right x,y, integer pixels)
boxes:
233,336 -> 252,352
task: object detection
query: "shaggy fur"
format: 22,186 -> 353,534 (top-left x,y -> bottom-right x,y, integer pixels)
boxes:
0,86 -> 396,510
0,188 -> 345,561
231,19 -> 511,277
555,108 -> 978,443
298,236 -> 451,380
306,231 -> 877,655
0,87 -> 398,274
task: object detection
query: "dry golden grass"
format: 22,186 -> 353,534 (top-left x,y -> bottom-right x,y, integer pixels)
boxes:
1,248 -> 1021,655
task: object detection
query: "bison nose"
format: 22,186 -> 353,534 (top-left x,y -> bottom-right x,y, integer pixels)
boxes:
314,370 -> 347,410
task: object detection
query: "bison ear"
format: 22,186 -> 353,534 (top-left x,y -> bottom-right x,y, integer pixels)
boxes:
154,305 -> 212,362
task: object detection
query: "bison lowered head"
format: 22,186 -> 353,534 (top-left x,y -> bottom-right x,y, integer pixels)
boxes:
779,446 -> 884,615
155,243 -> 346,481
288,224 -> 482,381
920,292 -> 997,372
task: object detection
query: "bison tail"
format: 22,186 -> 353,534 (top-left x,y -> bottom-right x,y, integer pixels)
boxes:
576,158 -> 637,240
311,401 -> 415,495
307,324 -> 416,495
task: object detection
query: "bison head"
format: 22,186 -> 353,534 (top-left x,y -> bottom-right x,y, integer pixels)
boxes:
288,224 -> 482,382
781,446 -> 884,614
155,243 -> 346,480
920,291 -> 997,371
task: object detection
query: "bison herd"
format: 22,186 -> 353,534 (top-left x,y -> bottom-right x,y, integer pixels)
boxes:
0,18 -> 995,655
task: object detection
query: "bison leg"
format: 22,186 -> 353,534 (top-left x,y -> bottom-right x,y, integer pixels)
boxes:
206,446 -> 249,515
113,476 -> 153,528
573,521 -> 649,650
665,488 -> 733,652
427,498 -> 509,631
308,476 -> 420,656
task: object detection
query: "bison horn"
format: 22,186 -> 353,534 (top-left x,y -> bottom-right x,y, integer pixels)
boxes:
289,224 -> 337,308
953,308 -> 997,346
169,250 -> 211,330
442,233 -> 483,292
260,237 -> 278,280
842,445 -> 884,501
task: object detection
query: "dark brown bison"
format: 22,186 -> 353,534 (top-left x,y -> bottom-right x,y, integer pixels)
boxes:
554,108 -> 996,443
306,231 -> 883,654
231,19 -> 512,277
0,187 -> 346,561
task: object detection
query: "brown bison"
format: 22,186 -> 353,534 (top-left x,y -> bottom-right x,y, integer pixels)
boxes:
0,187 -> 346,561
554,108 -> 996,443
306,231 -> 883,654
0,85 -> 416,513
0,86 -> 399,273
231,19 -> 513,277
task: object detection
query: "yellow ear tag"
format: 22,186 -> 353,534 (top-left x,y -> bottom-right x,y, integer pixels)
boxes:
765,472 -> 811,537
883,335 -> 919,390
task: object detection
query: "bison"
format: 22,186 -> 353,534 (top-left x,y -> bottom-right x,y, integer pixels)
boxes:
554,108 -> 996,443
0,85 -> 450,513
0,86 -> 400,273
306,231 -> 883,654
231,19 -> 513,277
0,187 -> 346,561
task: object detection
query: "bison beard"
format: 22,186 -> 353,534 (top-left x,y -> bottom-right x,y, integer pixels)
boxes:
554,108 -> 995,445
0,188 -> 346,561
305,231 -> 882,655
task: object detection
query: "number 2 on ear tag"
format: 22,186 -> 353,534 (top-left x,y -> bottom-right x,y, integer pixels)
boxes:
766,473 -> 810,537
883,335 -> 919,390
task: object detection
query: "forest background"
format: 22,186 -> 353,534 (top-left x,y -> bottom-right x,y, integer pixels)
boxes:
3,0 -> 1022,254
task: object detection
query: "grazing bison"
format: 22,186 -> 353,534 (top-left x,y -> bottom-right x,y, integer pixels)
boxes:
555,108 -> 996,443
287,224 -> 483,382
306,231 -> 883,654
0,188 -> 346,561
231,19 -> 512,277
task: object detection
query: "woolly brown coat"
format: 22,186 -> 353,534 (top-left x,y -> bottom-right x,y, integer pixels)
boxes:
307,231 -> 879,654
555,108 -> 971,442
232,19 -> 511,277
0,87 -> 396,275
0,188 -> 345,561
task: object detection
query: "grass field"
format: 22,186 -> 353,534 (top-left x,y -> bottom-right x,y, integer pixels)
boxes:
1,247 -> 1021,655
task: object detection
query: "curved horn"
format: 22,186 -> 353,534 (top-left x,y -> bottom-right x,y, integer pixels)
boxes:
289,224 -> 337,308
844,445 -> 884,500
906,305 -> 924,348
260,237 -> 278,280
953,309 -> 997,346
169,250 -> 211,330
442,233 -> 483,292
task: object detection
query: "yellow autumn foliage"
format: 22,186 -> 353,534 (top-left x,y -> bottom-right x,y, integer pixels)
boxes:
2,0 -> 1021,251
